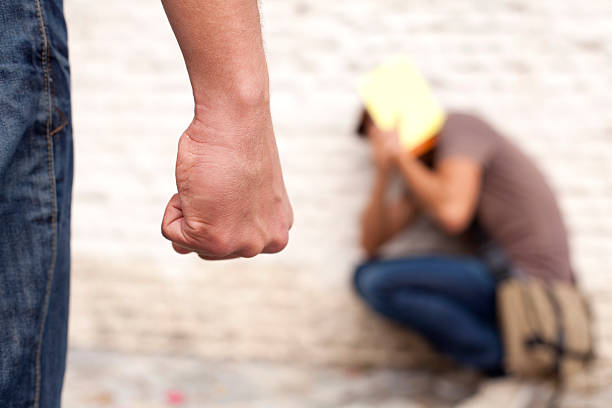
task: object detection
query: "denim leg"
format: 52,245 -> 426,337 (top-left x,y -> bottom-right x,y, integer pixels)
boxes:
354,256 -> 503,373
0,0 -> 72,406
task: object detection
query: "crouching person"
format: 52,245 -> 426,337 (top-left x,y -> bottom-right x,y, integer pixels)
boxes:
353,111 -> 577,377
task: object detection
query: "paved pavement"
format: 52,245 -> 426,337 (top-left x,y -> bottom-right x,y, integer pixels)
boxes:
63,349 -> 477,408
63,350 -> 612,408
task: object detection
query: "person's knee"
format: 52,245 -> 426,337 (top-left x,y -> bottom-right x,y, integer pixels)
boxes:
353,261 -> 385,300
352,262 -> 368,296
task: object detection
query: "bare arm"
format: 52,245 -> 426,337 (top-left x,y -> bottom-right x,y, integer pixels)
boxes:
360,166 -> 419,257
161,0 -> 269,108
160,0 -> 293,259
395,152 -> 481,235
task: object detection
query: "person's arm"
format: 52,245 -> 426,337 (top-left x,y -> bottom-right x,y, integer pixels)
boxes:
360,133 -> 419,257
161,0 -> 269,110
160,0 -> 293,260
395,152 -> 481,235
360,167 -> 419,257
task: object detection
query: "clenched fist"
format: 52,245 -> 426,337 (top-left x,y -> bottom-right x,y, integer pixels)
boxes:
161,102 -> 293,260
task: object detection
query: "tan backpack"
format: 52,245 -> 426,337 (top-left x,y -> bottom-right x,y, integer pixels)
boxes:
497,278 -> 595,379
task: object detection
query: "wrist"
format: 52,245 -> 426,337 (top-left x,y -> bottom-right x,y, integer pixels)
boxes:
389,150 -> 402,167
191,78 -> 272,141
375,165 -> 392,186
396,148 -> 417,168
192,68 -> 270,112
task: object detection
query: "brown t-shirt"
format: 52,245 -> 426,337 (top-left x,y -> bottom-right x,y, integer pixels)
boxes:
436,112 -> 573,283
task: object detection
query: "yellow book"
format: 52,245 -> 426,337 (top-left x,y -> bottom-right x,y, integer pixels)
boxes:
358,56 -> 446,156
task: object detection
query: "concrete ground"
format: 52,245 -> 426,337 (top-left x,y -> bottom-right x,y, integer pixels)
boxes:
63,350 -> 612,408
62,350 -> 473,408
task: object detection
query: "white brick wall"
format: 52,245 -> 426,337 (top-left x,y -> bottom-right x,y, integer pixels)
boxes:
66,0 -> 612,366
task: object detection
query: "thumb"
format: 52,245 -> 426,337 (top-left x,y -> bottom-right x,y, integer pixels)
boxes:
161,193 -> 191,252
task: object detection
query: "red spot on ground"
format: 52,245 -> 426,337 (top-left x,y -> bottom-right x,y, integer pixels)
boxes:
166,389 -> 186,405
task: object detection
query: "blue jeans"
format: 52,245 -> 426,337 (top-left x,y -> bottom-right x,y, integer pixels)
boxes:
354,256 -> 504,375
1,0 -> 72,406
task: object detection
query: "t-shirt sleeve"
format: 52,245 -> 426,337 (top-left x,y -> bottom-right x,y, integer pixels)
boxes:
435,113 -> 498,166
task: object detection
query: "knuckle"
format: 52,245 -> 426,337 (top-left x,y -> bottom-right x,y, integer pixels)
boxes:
239,235 -> 265,258
267,231 -> 289,253
206,232 -> 235,257
208,241 -> 232,258
183,220 -> 234,257
239,245 -> 263,258
275,239 -> 289,253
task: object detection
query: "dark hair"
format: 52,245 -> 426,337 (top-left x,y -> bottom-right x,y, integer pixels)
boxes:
419,148 -> 436,169
355,108 -> 370,138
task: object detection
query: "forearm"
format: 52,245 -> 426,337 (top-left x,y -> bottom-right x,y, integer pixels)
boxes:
162,0 -> 269,110
395,153 -> 481,235
395,152 -> 446,213
360,169 -> 390,253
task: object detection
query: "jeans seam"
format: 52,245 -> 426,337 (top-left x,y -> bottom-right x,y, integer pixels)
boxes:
33,0 -> 58,407
48,48 -> 68,137
50,106 -> 68,137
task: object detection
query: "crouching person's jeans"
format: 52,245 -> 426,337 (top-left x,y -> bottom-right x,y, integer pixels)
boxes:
0,0 -> 73,406
354,256 -> 504,375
